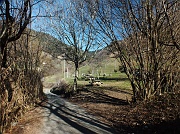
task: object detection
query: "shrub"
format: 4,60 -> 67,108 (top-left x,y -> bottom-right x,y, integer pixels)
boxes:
50,80 -> 71,96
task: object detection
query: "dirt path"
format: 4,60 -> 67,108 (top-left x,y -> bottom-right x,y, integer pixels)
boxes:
8,88 -> 116,134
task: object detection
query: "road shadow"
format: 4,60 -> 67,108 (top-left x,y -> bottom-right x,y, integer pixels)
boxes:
38,92 -> 118,134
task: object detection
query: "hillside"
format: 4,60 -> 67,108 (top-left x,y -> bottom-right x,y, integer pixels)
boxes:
30,30 -> 119,81
33,30 -> 67,57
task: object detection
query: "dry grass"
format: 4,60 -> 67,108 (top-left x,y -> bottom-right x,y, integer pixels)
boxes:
67,84 -> 180,133
5,107 -> 44,134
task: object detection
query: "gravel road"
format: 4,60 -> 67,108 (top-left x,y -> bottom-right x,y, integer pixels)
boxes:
33,88 -> 116,134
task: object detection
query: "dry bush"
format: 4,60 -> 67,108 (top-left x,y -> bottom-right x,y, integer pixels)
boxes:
0,29 -> 44,133
50,80 -> 71,96
0,68 -> 44,133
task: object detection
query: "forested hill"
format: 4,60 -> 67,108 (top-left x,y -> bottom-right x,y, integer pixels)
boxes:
32,30 -> 111,61
33,30 -> 67,57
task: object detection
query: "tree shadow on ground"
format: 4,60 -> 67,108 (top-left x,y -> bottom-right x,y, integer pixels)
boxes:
101,86 -> 132,95
48,88 -> 180,134
99,77 -> 129,81
79,90 -> 129,105
67,86 -> 132,105
66,87 -> 180,134
38,93 -> 118,134
113,118 -> 180,134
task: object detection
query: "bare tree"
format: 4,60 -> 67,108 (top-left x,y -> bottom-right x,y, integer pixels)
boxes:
49,0 -> 98,91
0,0 -> 33,68
0,1 -> 52,132
85,0 -> 180,101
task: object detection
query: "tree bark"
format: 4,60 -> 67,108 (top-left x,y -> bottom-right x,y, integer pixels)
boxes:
1,42 -> 8,68
73,62 -> 79,92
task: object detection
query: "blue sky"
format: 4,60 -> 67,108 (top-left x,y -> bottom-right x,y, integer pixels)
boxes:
0,0 -> 4,4
31,0 -> 65,32
31,1 -> 95,40
31,0 -> 111,50
0,0 -> 116,50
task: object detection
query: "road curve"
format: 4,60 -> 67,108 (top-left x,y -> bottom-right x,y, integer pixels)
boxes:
37,88 -> 117,134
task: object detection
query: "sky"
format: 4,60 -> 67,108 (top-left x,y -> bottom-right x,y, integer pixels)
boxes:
0,0 -> 111,50
0,0 -> 4,4
31,0 -> 109,44
31,0 -> 66,33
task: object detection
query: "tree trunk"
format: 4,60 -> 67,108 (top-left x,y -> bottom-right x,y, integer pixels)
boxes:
1,42 -> 7,68
73,63 -> 79,92
131,81 -> 137,102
